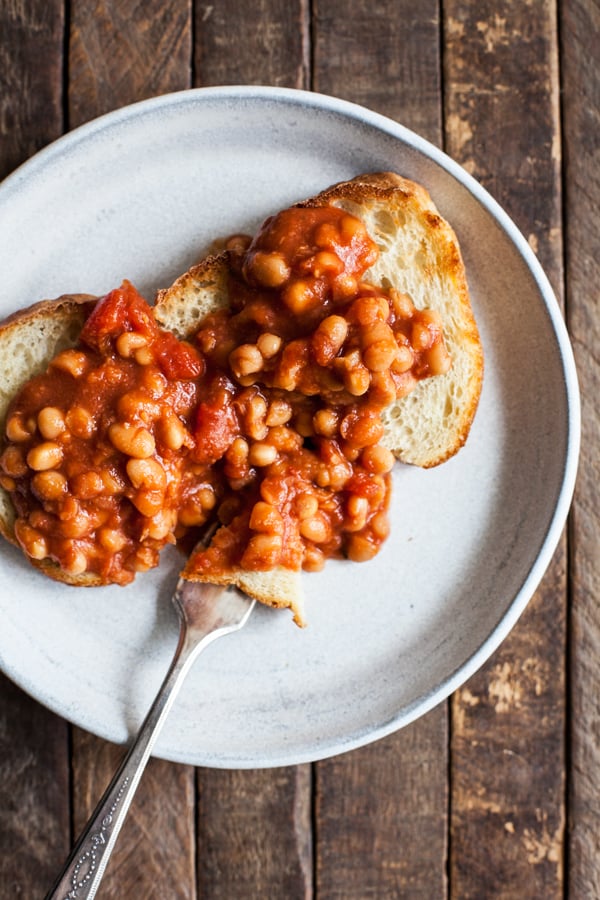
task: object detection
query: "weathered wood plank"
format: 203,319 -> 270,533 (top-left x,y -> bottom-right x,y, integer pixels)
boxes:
71,729 -> 196,898
66,3 -> 197,897
0,0 -> 64,180
194,0 -> 307,88
0,677 -> 70,896
312,2 -> 449,897
315,718 -> 448,898
312,0 -> 442,142
444,2 -> 566,896
196,766 -> 312,898
451,559 -> 567,897
444,1 -> 563,276
69,0 -> 192,128
192,5 -> 313,897
0,4 -> 70,897
560,0 -> 600,895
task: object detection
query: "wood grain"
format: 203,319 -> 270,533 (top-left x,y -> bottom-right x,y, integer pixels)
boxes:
313,0 -> 442,141
0,2 -> 590,898
0,0 -> 65,180
196,766 -> 312,898
444,2 -> 566,896
560,0 -> 600,895
69,0 -> 192,128
315,720 -> 448,898
450,559 -> 567,897
194,0 -> 308,88
443,1 -> 563,277
312,3 -> 449,896
0,677 -> 70,896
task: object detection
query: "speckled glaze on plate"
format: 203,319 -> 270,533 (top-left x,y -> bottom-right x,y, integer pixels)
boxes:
0,87 -> 579,768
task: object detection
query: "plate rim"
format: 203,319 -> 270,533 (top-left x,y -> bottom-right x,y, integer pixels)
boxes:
0,85 -> 581,767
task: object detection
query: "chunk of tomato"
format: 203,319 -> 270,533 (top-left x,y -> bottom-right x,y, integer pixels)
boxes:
80,280 -> 156,354
192,375 -> 240,465
154,333 -> 204,380
81,280 -> 204,379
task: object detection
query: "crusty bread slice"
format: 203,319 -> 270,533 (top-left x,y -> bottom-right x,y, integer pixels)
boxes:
0,296 -> 112,588
301,172 -> 483,467
0,290 -> 307,623
155,173 -> 483,468
0,295 -> 94,548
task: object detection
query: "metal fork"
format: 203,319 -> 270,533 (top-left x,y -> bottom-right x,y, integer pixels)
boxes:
46,574 -> 255,900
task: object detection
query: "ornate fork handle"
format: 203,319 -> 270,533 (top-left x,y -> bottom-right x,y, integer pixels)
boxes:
46,584 -> 255,900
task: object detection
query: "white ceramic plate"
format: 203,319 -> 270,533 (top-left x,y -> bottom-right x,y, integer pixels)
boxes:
0,87 -> 579,768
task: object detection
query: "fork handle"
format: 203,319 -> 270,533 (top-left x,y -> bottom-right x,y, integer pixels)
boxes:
45,623 -> 204,900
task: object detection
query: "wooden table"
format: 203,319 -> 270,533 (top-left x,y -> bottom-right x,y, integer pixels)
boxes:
0,1 -> 597,897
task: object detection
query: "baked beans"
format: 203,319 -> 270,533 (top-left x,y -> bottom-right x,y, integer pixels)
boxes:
1,203 -> 451,587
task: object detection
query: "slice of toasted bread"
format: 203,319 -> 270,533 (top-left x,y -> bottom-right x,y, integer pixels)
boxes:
155,172 -> 483,468
0,295 -> 94,549
0,291 -> 307,623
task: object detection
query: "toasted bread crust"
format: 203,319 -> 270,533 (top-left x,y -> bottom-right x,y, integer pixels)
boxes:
154,255 -> 230,340
181,563 -> 306,626
0,294 -> 95,331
